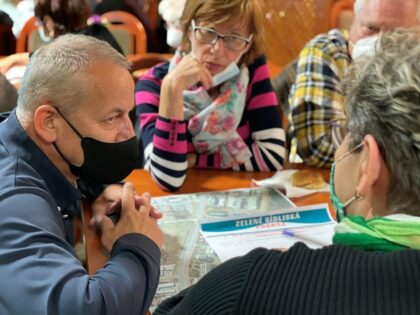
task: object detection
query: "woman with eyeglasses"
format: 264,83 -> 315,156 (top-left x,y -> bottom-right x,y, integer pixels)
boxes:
135,0 -> 286,191
153,28 -> 420,314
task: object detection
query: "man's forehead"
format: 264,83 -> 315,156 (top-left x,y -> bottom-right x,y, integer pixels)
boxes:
85,66 -> 134,109
361,0 -> 418,27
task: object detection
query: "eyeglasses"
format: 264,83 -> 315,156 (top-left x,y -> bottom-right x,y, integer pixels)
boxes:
330,118 -> 348,149
191,20 -> 253,52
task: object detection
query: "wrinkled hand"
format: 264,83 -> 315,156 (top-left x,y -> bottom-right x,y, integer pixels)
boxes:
90,183 -> 164,251
92,184 -> 162,220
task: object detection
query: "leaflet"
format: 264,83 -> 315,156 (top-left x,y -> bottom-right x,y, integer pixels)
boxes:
200,203 -> 336,262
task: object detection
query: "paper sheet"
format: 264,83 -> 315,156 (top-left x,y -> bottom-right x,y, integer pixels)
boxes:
200,204 -> 336,262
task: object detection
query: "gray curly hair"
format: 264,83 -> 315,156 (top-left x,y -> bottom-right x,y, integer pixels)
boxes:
342,27 -> 420,215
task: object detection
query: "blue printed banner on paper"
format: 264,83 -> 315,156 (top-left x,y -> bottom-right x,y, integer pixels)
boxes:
201,205 -> 331,233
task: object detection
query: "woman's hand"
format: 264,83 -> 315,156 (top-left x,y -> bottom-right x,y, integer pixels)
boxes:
167,54 -> 213,91
159,55 -> 213,120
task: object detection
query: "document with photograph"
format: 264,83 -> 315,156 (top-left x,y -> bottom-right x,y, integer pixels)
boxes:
150,187 -> 295,308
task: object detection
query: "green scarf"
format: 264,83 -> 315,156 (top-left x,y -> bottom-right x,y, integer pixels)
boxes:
333,214 -> 420,252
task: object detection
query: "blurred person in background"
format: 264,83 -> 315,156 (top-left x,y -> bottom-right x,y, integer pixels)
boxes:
0,0 -> 123,104
94,0 -> 168,52
34,0 -> 122,54
158,0 -> 186,49
287,0 -> 419,168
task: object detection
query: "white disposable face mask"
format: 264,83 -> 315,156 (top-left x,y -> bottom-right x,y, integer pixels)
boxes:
166,27 -> 183,48
351,35 -> 380,60
187,50 -> 240,87
211,63 -> 240,87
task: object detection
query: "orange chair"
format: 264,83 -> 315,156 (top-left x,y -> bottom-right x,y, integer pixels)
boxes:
330,0 -> 354,30
16,16 -> 43,53
128,52 -> 172,80
101,11 -> 147,56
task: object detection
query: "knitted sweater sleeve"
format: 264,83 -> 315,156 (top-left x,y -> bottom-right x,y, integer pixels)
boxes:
153,248 -> 268,315
135,62 -> 189,192
154,243 -> 420,315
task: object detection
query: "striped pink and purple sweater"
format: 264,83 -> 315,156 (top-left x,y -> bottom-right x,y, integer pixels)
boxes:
135,55 -> 286,191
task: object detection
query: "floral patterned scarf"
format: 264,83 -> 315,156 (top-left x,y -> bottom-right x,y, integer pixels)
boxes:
168,52 -> 252,168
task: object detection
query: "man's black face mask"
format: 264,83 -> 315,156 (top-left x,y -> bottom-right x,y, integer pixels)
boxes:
53,108 -> 139,184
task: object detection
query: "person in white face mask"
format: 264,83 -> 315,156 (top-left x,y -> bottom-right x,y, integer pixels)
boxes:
287,0 -> 419,169
350,34 -> 379,60
158,0 -> 186,48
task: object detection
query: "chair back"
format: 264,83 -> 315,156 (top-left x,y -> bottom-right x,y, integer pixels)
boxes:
129,52 -> 172,80
330,0 -> 354,30
16,16 -> 45,53
101,11 -> 147,55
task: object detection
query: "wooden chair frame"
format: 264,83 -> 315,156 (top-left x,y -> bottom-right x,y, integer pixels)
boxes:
101,10 -> 147,55
16,16 -> 38,53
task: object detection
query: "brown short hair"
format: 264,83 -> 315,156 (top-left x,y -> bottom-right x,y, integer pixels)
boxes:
35,0 -> 92,36
180,0 -> 266,65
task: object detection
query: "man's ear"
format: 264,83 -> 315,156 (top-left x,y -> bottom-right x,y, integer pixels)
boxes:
33,105 -> 60,143
356,134 -> 384,196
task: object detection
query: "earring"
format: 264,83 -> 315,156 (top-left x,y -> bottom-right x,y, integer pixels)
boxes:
354,191 -> 364,201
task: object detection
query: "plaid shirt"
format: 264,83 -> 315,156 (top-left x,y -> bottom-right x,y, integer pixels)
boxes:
289,29 -> 350,167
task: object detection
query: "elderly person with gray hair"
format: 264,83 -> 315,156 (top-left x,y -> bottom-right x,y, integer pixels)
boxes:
287,0 -> 420,168
154,28 -> 420,315
0,34 -> 163,314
